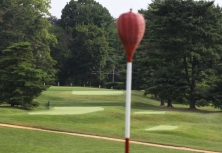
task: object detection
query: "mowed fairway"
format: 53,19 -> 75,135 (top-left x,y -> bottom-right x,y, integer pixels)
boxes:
0,127 -> 195,153
71,90 -> 124,95
0,86 -> 222,152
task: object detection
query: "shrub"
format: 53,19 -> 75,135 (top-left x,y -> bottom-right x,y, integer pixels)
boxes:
105,82 -> 125,89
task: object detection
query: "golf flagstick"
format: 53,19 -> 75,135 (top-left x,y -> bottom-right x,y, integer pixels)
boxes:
117,9 -> 145,153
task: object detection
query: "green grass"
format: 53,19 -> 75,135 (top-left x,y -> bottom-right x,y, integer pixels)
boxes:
28,107 -> 104,115
0,127 -> 194,153
71,90 -> 124,95
0,86 -> 222,152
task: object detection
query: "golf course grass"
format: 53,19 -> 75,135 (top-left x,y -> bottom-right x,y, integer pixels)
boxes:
71,90 -> 125,95
134,111 -> 166,114
0,126 -> 195,153
28,107 -> 104,115
146,125 -> 179,131
0,86 -> 222,152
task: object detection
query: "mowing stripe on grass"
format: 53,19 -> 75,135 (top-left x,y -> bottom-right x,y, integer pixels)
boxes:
28,107 -> 104,115
146,125 -> 178,131
134,111 -> 166,114
71,91 -> 124,95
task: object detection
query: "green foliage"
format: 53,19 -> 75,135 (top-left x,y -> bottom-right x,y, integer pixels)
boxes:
50,0 -> 119,86
50,23 -> 109,86
50,0 -> 124,86
0,0 -> 57,83
0,42 -> 49,108
139,0 -> 222,108
105,82 -> 125,89
60,0 -> 113,30
207,80 -> 222,109
72,24 -> 109,86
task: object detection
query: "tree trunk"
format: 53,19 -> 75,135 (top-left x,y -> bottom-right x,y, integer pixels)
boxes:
154,94 -> 158,98
189,93 -> 196,109
90,74 -> 92,87
167,99 -> 173,107
160,98 -> 165,106
189,64 -> 196,109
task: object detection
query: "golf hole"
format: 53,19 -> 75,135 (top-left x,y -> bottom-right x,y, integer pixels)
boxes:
28,107 -> 104,115
71,91 -> 124,95
146,125 -> 178,131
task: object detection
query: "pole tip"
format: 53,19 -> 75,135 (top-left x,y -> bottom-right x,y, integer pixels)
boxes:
130,8 -> 132,12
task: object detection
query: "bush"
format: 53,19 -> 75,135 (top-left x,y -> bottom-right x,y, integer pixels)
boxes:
105,82 -> 125,90
30,101 -> 39,107
23,101 -> 39,109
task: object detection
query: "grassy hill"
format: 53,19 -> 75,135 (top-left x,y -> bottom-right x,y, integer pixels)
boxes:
0,86 -> 221,152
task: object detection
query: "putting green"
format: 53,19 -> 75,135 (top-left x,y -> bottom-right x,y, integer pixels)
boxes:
146,125 -> 178,131
134,111 -> 166,114
71,91 -> 125,95
28,107 -> 104,115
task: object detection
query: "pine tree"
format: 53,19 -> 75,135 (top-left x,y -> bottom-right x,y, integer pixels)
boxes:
140,0 -> 222,109
0,42 -> 49,108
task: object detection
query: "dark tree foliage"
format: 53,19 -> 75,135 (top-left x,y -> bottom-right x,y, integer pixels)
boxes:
50,0 -> 122,86
0,0 -> 56,84
140,0 -> 222,109
60,0 -> 113,30
49,26 -> 72,85
0,42 -> 49,108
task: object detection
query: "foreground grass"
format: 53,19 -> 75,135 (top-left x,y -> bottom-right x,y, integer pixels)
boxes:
0,86 -> 222,152
0,127 -> 196,153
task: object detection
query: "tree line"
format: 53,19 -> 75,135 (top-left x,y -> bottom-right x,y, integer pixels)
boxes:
1,0 -> 222,110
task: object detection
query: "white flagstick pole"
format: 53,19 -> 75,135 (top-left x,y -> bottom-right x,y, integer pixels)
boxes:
125,62 -> 132,153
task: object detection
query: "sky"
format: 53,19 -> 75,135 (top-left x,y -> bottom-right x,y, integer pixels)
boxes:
50,0 -> 222,19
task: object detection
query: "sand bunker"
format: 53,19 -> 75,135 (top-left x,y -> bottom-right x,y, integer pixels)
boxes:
134,111 -> 166,115
71,91 -> 124,95
146,125 -> 178,131
28,107 -> 104,115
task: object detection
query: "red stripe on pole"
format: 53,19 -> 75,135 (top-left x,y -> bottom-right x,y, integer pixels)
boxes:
125,138 -> 130,153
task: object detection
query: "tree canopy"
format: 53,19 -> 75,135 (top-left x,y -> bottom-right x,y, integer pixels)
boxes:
139,0 -> 222,109
0,42 -> 49,108
0,0 -> 56,108
50,0 -> 120,86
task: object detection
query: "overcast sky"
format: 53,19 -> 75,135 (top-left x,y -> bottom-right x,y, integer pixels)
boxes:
50,0 -> 222,19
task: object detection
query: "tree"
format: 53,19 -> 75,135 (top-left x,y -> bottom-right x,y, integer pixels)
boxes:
51,0 -> 120,86
70,24 -> 109,86
60,0 -> 113,31
49,26 -> 72,85
140,0 -> 222,109
0,0 -> 57,83
0,42 -> 49,108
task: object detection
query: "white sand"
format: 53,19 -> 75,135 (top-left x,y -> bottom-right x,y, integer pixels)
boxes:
28,107 -> 104,115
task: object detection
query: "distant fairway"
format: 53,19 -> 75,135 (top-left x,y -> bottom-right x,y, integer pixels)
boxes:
28,107 -> 104,115
71,90 -> 125,95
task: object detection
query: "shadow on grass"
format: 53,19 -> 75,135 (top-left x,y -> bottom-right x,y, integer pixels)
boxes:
46,101 -> 156,110
151,105 -> 222,114
0,105 -> 26,110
